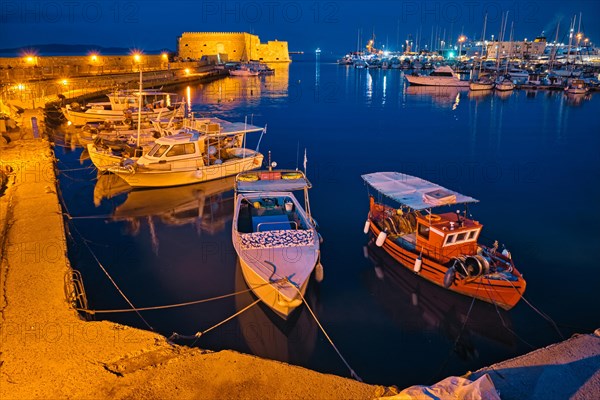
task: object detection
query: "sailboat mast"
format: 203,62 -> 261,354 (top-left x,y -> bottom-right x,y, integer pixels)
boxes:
477,14 -> 488,76
136,68 -> 142,148
505,21 -> 514,75
550,21 -> 560,70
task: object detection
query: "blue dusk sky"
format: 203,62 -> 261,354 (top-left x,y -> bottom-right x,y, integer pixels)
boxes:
1,0 -> 599,54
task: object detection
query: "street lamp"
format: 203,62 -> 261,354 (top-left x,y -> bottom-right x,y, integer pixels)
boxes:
458,35 -> 467,60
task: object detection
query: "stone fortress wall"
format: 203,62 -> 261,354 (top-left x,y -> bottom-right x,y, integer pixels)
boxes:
178,32 -> 290,63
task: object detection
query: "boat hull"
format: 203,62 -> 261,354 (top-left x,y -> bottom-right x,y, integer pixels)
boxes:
87,144 -> 125,172
405,75 -> 470,87
469,82 -> 495,91
63,106 -> 179,126
110,153 -> 263,188
238,256 -> 310,319
368,217 -> 525,310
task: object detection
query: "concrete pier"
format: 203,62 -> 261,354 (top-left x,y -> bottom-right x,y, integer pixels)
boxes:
0,139 -> 377,399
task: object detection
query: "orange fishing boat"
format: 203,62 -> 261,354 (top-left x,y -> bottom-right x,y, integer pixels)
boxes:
362,172 -> 525,310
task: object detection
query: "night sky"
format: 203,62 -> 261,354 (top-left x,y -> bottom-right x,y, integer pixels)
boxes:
1,0 -> 599,54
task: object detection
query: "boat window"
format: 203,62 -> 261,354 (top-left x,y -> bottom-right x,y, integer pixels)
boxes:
431,72 -> 453,77
445,234 -> 456,244
166,143 -> 195,157
147,143 -> 161,156
417,223 -> 430,240
456,232 -> 467,242
153,145 -> 170,157
468,230 -> 477,240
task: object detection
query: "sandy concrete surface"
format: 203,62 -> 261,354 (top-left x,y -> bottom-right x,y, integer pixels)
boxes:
0,139 -> 379,399
470,332 -> 600,399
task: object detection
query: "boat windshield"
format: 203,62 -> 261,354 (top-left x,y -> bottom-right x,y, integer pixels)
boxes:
430,71 -> 453,77
148,144 -> 170,157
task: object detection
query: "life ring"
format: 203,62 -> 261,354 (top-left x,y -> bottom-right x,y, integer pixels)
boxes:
425,214 -> 442,223
238,173 -> 259,182
281,172 -> 303,180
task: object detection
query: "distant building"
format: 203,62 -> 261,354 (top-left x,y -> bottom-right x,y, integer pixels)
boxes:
485,40 -> 546,59
177,32 -> 290,63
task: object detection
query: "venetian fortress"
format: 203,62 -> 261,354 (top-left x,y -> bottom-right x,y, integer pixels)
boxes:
178,32 -> 290,63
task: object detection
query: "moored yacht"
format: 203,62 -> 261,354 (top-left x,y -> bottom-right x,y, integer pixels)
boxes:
405,66 -> 469,87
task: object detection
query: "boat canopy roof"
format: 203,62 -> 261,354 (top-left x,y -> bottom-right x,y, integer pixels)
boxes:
362,171 -> 478,210
236,170 -> 311,193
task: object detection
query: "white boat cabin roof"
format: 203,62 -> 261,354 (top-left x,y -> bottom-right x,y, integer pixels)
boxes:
362,171 -> 478,210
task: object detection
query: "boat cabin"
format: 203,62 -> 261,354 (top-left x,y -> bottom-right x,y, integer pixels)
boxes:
415,212 -> 482,262
235,171 -> 314,235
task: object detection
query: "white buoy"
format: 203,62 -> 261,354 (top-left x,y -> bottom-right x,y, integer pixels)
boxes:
315,263 -> 324,282
413,256 -> 422,273
375,231 -> 387,247
194,169 -> 202,179
363,220 -> 371,234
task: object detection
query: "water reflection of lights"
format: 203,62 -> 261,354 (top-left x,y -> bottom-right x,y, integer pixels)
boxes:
366,72 -> 373,100
404,86 -> 467,108
186,86 -> 192,112
382,75 -> 387,105
452,92 -> 460,110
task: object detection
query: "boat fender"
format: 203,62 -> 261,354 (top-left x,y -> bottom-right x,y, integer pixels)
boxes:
413,256 -> 422,274
315,263 -> 324,283
318,233 -> 323,244
363,245 -> 369,259
375,231 -> 387,247
443,266 -> 456,288
374,266 -> 384,280
412,292 -> 418,307
194,169 -> 203,179
363,220 -> 371,234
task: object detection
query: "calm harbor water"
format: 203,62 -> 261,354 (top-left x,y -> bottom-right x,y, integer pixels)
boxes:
55,57 -> 600,386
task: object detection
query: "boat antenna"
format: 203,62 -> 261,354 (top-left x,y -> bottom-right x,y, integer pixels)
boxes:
295,141 -> 300,171
136,67 -> 142,149
268,151 -> 272,171
242,115 -> 247,159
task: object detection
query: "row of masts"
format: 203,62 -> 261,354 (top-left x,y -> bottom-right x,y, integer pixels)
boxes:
352,12 -> 588,56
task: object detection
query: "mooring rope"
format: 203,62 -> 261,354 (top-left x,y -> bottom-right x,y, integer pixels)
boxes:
428,283 -> 479,384
499,276 -> 564,340
481,282 -> 535,349
65,215 -> 154,331
75,279 -> 285,315
293,284 -> 363,382
168,298 -> 262,346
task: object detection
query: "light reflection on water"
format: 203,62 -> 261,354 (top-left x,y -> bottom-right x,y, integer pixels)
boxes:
58,57 -> 600,387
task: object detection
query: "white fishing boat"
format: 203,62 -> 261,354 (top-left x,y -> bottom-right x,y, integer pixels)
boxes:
405,66 -> 469,87
564,79 -> 588,95
495,75 -> 515,91
469,78 -> 495,91
232,168 -> 321,319
106,119 -> 265,188
229,64 -> 260,76
63,90 -> 184,126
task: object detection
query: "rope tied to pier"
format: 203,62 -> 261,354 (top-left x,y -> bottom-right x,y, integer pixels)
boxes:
74,278 -> 287,315
292,284 -> 363,382
168,298 -> 262,346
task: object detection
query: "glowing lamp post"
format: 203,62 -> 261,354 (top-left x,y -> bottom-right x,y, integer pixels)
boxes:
458,35 -> 467,60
